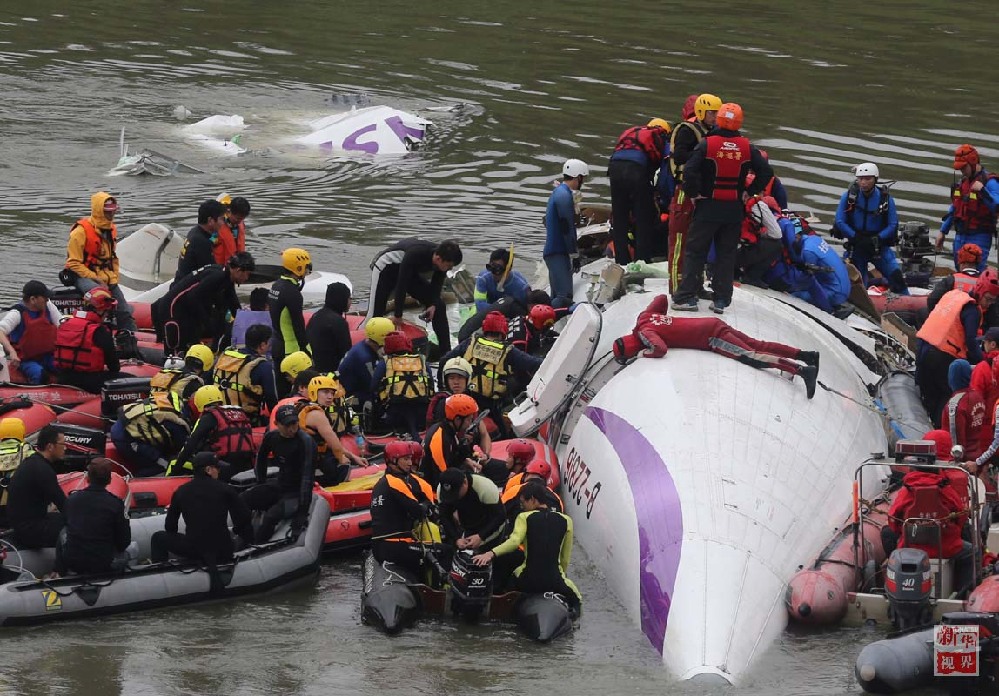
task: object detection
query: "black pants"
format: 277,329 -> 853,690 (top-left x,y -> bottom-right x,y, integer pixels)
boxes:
372,539 -> 425,578
241,483 -> 302,543
915,344 -> 955,428
151,530 -> 233,565
516,570 -> 581,609
371,266 -> 451,352
609,159 -> 658,264
676,216 -> 742,305
738,238 -> 783,286
383,401 -> 429,442
13,512 -> 64,550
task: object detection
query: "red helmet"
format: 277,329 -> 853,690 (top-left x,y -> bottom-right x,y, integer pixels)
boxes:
975,269 -> 999,301
716,102 -> 744,131
384,440 -> 413,466
408,440 -> 424,464
481,311 -> 508,336
507,439 -> 536,465
525,459 -> 552,483
84,286 -> 117,314
528,304 -> 556,330
445,393 -> 479,420
383,331 -> 412,354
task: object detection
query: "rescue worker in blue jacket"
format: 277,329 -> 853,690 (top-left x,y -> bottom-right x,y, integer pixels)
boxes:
833,162 -> 907,294
791,221 -> 852,310
545,159 -> 588,308
753,212 -> 836,313
474,248 -> 530,312
936,144 -> 999,272
339,317 -> 391,411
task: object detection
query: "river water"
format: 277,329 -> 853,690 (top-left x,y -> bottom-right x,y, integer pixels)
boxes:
0,0 -> 990,693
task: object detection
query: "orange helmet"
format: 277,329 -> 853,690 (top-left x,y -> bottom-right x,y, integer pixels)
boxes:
444,393 -> 479,420
716,103 -> 744,131
953,144 -> 980,169
957,243 -> 983,268
84,286 -> 117,314
975,268 -> 999,301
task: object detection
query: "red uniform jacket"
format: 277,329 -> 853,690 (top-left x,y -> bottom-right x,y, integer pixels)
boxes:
939,387 -> 988,460
629,294 -> 727,357
970,352 -> 999,426
888,471 -> 967,558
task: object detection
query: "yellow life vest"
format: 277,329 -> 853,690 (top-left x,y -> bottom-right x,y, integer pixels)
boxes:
299,402 -> 335,456
122,391 -> 190,447
213,348 -> 266,413
0,439 -> 32,506
378,353 -> 431,403
668,119 -> 709,180
149,368 -> 202,400
463,337 -> 513,399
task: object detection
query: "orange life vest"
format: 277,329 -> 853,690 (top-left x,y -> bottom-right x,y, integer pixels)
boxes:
916,289 -> 975,358
73,218 -> 118,271
953,271 -> 979,294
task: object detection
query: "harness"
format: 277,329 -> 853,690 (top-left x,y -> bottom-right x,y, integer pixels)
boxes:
378,353 -> 431,403
73,218 -> 118,271
463,337 -> 513,399
122,391 -> 189,447
0,439 -> 31,507
206,406 -> 255,458
149,369 -> 202,399
213,348 -> 266,413
299,402 -> 335,455
668,120 -> 708,179
844,182 -> 894,241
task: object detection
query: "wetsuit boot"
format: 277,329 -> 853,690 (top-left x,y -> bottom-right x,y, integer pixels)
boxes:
800,365 -> 818,399
798,351 -> 820,370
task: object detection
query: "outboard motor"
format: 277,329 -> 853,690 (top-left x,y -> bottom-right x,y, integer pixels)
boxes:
55,424 -> 107,472
50,286 -> 84,316
100,377 -> 151,417
449,548 -> 492,622
885,547 -> 934,631
936,612 -> 999,696
896,221 -> 935,288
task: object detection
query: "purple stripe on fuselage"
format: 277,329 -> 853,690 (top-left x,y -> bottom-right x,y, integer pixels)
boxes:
585,406 -> 683,654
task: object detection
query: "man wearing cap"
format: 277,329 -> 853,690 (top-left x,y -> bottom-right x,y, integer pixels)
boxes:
0,281 -> 63,384
474,248 -> 530,313
242,404 -> 316,543
970,326 -> 999,424
63,191 -> 137,333
175,200 -> 227,283
545,159 -> 588,308
150,452 -> 253,575
436,468 -> 507,552
936,144 -> 999,272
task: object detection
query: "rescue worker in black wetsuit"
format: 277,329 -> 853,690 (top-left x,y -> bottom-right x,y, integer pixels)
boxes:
421,393 -> 484,489
363,238 -> 463,355
500,458 -> 564,522
6,424 -> 66,549
58,458 -> 131,575
154,252 -> 255,352
473,482 -> 582,609
306,281 -> 352,373
149,344 -> 214,404
167,385 -> 256,477
269,248 -> 312,394
436,468 -> 507,553
213,323 -> 279,424
151,452 -> 253,574
242,405 -> 316,543
109,390 -> 191,477
175,199 -> 226,283
53,286 -> 135,394
370,440 -> 437,576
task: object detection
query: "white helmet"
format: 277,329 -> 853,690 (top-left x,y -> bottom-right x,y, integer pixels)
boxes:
563,159 -> 590,178
853,162 -> 879,178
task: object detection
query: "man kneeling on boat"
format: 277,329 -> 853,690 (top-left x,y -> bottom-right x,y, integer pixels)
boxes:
151,452 -> 253,579
612,294 -> 820,398
473,482 -> 582,612
57,459 -> 131,576
370,441 -> 438,577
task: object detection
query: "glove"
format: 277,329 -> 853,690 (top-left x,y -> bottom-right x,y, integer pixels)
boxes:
571,254 -> 581,273
852,235 -> 876,260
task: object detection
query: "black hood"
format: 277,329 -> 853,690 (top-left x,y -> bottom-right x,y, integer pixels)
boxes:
325,282 -> 351,313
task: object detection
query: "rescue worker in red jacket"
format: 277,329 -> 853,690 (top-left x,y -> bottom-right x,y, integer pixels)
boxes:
939,359 -> 988,461
53,287 -> 135,393
883,464 -> 974,596
0,280 -> 63,384
916,269 -> 999,427
935,144 -> 999,272
167,385 -> 256,477
608,119 -> 671,264
671,103 -> 774,314
612,294 -> 820,398
213,195 -> 250,265
970,327 -> 999,426
370,440 -> 437,576
668,93 -> 721,294
63,191 -> 137,333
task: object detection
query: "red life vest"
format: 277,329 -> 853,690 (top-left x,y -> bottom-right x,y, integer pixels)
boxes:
613,126 -> 666,164
73,218 -> 118,271
53,311 -> 107,372
705,136 -> 751,202
206,405 -> 255,458
12,304 -> 58,361
743,171 -> 775,197
951,171 -> 999,232
953,271 -> 979,294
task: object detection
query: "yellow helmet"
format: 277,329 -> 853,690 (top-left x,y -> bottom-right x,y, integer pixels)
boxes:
193,384 -> 225,412
0,418 -> 25,441
184,344 -> 215,371
280,351 -> 313,379
308,374 -> 339,403
281,248 -> 313,277
694,93 -> 723,121
365,317 -> 394,346
647,117 -> 672,134
216,193 -> 232,206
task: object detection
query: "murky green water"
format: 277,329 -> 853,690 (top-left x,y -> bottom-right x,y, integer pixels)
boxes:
0,0 -> 988,692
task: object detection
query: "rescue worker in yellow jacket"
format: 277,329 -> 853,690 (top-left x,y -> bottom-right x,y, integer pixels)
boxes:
63,191 -> 137,333
371,331 -> 432,441
437,311 -> 543,438
109,391 -> 191,477
212,324 -> 278,425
